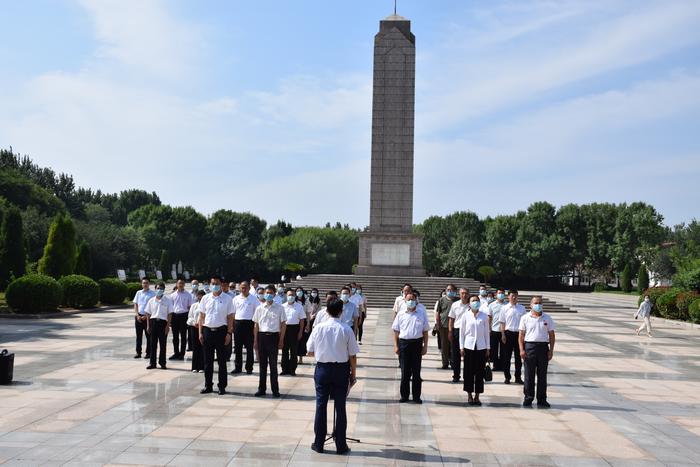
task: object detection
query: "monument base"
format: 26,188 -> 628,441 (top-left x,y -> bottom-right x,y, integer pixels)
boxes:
356,232 -> 425,276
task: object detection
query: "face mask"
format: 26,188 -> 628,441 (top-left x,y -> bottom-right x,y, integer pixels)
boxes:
264,293 -> 274,302
351,288 -> 356,294
191,285 -> 198,291
311,292 -> 318,298
470,301 -> 480,310
286,295 -> 295,303
479,290 -> 487,296
487,297 -> 494,303
213,285 -> 224,293
340,293 -> 349,303
277,287 -> 284,294
296,291 -> 304,298
156,289 -> 164,298
532,304 -> 543,313
644,297 -> 650,302
406,300 -> 417,309
257,293 -> 264,300
357,290 -> 362,295
497,293 -> 505,300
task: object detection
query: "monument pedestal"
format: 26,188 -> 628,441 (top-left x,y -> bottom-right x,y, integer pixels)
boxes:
356,232 -> 425,277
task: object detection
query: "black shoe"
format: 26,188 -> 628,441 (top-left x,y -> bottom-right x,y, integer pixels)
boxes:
168,354 -> 178,360
144,354 -> 150,359
279,371 -> 288,376
399,398 -> 409,403
413,398 -> 423,404
146,365 -> 156,370
246,370 -> 253,375
160,365 -> 167,370
134,354 -> 141,359
537,401 -> 551,409
200,387 -> 213,394
439,365 -> 449,370
218,388 -> 226,395
289,372 -> 296,377
515,377 -> 524,385
474,399 -> 482,407
254,390 -> 265,397
358,341 -> 362,345
452,377 -> 460,383
272,392 -> 281,398
523,399 -> 533,407
336,446 -> 351,455
310,443 -> 324,454
231,369 -> 242,375
504,379 -> 511,384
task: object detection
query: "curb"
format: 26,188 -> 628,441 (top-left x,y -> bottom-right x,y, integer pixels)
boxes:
650,315 -> 700,330
0,303 -> 131,320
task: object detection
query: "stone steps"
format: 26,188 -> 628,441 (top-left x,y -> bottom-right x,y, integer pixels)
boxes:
285,274 -> 575,313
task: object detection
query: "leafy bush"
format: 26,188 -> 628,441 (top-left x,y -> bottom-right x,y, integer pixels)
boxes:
98,278 -> 128,305
638,287 -> 671,311
38,214 -> 77,278
673,259 -> 700,293
58,274 -> 99,308
656,290 -> 681,319
593,282 -> 609,292
689,298 -> 700,324
620,264 -> 632,293
5,274 -> 63,313
637,265 -> 649,293
126,282 -> 142,302
675,291 -> 700,322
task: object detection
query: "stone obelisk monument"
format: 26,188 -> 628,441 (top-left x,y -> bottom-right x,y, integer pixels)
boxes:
356,12 -> 425,276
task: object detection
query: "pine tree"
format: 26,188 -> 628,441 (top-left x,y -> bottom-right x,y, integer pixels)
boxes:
637,264 -> 649,293
38,214 -> 77,278
0,206 -> 26,288
620,263 -> 632,293
75,240 -> 92,277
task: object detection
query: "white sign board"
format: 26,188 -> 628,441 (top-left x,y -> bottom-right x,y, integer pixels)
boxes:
184,271 -> 190,280
138,269 -> 146,280
117,269 -> 127,281
156,270 -> 163,280
371,243 -> 410,266
171,270 -> 177,280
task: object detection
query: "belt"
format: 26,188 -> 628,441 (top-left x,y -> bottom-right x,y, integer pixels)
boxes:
399,337 -> 423,342
150,318 -> 167,322
317,361 -> 349,366
204,325 -> 227,330
260,331 -> 279,335
525,341 -> 549,344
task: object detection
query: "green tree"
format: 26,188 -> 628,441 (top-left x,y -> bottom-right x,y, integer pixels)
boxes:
0,205 -> 27,287
483,213 -> 523,281
556,204 -> 587,283
620,264 -> 632,292
580,203 -> 618,278
419,211 -> 484,277
158,249 -> 170,275
513,202 -> 565,278
206,210 -> 268,278
38,214 -> 77,278
110,189 -> 161,225
637,264 -> 649,293
74,240 -> 92,277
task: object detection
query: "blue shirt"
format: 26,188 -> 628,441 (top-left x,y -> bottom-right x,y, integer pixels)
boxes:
134,289 -> 156,315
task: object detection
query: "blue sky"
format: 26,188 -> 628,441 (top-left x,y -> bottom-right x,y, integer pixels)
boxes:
1,0 -> 699,228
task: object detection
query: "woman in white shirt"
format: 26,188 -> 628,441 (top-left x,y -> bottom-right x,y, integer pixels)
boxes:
187,290 -> 206,372
459,295 -> 491,406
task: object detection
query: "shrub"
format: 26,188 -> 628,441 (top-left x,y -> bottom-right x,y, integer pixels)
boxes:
126,282 -> 142,302
58,274 -> 99,308
675,291 -> 700,322
638,287 -> 671,311
0,205 -> 27,289
592,282 -> 609,292
689,298 -> 700,324
637,265 -> 649,294
673,259 -> 700,293
620,264 -> 632,293
38,214 -> 77,278
74,241 -> 92,277
98,278 -> 128,305
656,290 -> 681,319
5,274 -> 63,313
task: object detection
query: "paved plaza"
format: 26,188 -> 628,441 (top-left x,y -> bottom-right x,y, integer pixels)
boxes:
1,292 -> 699,466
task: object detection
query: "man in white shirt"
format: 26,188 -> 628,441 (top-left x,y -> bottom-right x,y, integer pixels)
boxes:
448,288 -> 470,383
478,285 -> 489,306
307,297 -> 359,455
169,278 -> 194,361
133,278 -> 155,359
313,291 -> 338,327
487,289 -> 507,371
232,281 -> 258,375
253,285 -> 287,397
518,296 -> 555,408
392,283 -> 413,318
339,286 -> 360,335
392,291 -> 429,404
190,280 -> 200,301
273,284 -> 285,305
198,275 -> 235,395
348,282 -> 365,342
352,284 -> 368,344
144,282 -> 174,370
498,289 -> 526,384
280,289 -> 306,376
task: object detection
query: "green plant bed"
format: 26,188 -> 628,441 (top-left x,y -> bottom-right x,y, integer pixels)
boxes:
98,278 -> 128,305
5,274 -> 63,313
58,274 -> 100,308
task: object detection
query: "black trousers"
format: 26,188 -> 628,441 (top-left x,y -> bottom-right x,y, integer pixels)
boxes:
524,342 -> 549,403
281,324 -> 299,374
399,338 -> 423,400
489,331 -> 502,371
502,330 -> 522,380
171,313 -> 188,356
203,326 -> 228,390
135,315 -> 150,356
149,319 -> 168,367
258,332 -> 279,394
463,347 -> 486,394
234,319 -> 254,372
189,326 -> 203,371
358,311 -> 366,342
450,328 -> 461,380
314,361 -> 350,451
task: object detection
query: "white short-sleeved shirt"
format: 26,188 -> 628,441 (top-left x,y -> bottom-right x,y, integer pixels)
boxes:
282,301 -> 306,325
393,295 -> 405,313
488,301 -> 505,332
519,312 -> 555,342
133,289 -> 156,315
349,294 -> 363,310
306,318 -> 359,363
187,302 -> 201,326
392,306 -> 430,340
315,307 -> 329,326
448,301 -> 470,329
233,294 -> 259,321
144,296 -> 174,320
170,290 -> 194,314
253,303 -> 286,332
459,310 -> 491,350
498,303 -> 527,331
340,301 -> 359,328
199,292 -> 235,328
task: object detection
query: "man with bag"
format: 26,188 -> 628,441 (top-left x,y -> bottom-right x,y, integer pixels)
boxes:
435,284 -> 458,370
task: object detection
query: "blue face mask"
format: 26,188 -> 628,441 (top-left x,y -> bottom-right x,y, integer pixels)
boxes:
286,295 -> 295,303
357,290 -> 362,295
351,288 -> 356,294
470,301 -> 480,310
191,285 -> 198,291
497,293 -> 505,300
340,293 -> 349,303
532,304 -> 543,313
405,300 -> 417,309
296,291 -> 304,298
479,290 -> 487,296
447,291 -> 456,298
156,289 -> 164,298
257,293 -> 264,300
211,285 -> 221,293
264,293 -> 275,302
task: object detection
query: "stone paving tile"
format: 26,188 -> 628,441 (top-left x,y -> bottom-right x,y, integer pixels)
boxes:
1,292 -> 700,465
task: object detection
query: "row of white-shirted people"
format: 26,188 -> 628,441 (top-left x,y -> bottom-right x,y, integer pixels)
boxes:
391,283 -> 556,408
132,276 -> 367,397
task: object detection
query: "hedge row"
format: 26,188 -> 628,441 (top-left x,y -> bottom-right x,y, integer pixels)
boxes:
639,287 -> 700,323
4,274 -> 131,314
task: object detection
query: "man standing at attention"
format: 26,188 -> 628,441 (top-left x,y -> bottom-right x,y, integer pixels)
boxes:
133,278 -> 155,360
487,288 -> 507,371
145,282 -> 174,370
232,281 -> 258,375
198,275 -> 235,395
253,285 -> 287,397
170,278 -> 193,361
435,284 -> 458,370
498,289 -> 526,384
519,296 -> 555,408
280,288 -> 306,376
307,297 -> 358,455
392,291 -> 429,404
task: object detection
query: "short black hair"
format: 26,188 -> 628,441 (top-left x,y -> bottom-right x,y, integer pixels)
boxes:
509,289 -> 519,295
340,286 -> 351,293
157,282 -> 166,289
265,285 -> 276,293
326,298 -> 343,317
326,290 -> 338,298
446,283 -> 456,290
210,274 -> 221,282
413,288 -> 420,297
196,290 -> 206,297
